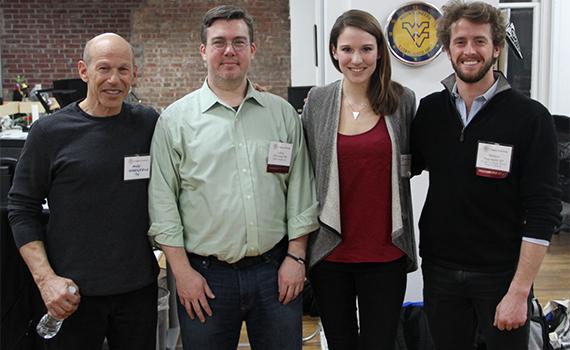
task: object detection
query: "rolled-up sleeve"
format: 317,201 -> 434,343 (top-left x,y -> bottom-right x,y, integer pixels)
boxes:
148,114 -> 185,247
284,107 -> 319,239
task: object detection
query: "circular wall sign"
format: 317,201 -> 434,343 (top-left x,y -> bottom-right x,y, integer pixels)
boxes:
386,2 -> 443,66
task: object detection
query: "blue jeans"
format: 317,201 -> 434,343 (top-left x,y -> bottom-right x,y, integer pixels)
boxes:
178,245 -> 302,350
423,262 -> 531,350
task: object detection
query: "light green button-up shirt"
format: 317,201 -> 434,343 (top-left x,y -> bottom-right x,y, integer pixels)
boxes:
148,81 -> 319,263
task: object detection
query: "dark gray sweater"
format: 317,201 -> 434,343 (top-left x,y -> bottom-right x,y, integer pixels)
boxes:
8,102 -> 159,296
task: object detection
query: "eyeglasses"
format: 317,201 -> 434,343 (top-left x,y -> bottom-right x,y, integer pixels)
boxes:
209,39 -> 250,52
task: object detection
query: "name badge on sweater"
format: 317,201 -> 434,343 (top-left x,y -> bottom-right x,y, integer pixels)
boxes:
124,155 -> 151,181
475,141 -> 512,179
267,141 -> 293,173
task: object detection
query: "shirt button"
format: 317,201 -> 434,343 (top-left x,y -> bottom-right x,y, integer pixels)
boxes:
249,222 -> 254,226
239,143 -> 243,147
242,169 -> 247,173
246,195 -> 251,199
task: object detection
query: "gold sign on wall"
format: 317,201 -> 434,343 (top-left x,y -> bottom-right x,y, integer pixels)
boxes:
386,2 -> 443,66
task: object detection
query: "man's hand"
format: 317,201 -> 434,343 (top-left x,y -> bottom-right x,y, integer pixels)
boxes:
38,275 -> 80,320
493,290 -> 528,331
176,267 -> 215,323
278,256 -> 305,304
18,241 -> 80,320
494,240 -> 548,331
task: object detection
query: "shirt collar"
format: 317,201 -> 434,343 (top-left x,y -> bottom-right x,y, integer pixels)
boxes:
451,77 -> 500,103
199,78 -> 265,113
442,71 -> 511,97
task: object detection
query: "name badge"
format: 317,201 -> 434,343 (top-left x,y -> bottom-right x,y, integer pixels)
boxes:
475,141 -> 513,179
267,141 -> 293,173
400,154 -> 412,178
124,155 -> 151,181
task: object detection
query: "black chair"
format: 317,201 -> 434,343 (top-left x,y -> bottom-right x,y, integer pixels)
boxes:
34,78 -> 88,114
0,158 -> 17,206
288,86 -> 314,114
1,157 -> 44,350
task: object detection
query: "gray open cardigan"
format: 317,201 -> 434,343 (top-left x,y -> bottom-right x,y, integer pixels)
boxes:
302,80 -> 418,272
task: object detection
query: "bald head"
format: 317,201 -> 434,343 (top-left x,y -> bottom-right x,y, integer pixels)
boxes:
78,33 -> 137,117
82,33 -> 134,67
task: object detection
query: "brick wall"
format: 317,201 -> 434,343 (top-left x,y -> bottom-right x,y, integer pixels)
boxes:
0,0 -> 142,101
1,0 -> 291,109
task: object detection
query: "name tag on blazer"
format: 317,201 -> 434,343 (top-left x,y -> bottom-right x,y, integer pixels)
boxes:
400,154 -> 412,178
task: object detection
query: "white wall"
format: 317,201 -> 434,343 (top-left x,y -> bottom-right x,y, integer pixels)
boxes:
291,0 -> 567,115
290,0 -> 317,86
549,0 -> 570,116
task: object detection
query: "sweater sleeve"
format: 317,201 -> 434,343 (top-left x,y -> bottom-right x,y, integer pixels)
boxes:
519,107 -> 561,240
8,122 -> 51,248
410,98 -> 427,176
405,88 -> 417,143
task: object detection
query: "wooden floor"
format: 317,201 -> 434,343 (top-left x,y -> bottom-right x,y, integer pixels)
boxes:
534,231 -> 570,302
234,232 -> 570,350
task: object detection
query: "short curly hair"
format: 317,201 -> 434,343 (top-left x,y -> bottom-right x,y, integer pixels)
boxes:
437,0 -> 506,51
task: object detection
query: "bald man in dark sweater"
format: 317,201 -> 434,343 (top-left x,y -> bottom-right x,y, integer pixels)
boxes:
8,33 -> 159,349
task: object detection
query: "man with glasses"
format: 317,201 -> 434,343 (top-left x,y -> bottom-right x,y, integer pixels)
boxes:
148,5 -> 318,349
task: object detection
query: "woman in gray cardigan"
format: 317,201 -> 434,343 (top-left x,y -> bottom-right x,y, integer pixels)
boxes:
302,10 -> 418,349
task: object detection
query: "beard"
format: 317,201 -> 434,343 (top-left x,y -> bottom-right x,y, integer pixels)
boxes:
451,56 -> 495,83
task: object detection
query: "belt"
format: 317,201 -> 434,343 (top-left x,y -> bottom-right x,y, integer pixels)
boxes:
188,237 -> 287,270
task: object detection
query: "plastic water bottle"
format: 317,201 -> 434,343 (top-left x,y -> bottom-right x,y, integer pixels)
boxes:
36,286 -> 77,339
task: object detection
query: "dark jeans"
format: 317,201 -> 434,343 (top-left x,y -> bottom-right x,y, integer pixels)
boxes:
178,243 -> 302,350
45,282 -> 158,350
308,257 -> 407,350
423,262 -> 531,350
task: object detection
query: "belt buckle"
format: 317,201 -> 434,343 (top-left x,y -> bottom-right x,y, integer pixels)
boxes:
233,255 -> 264,269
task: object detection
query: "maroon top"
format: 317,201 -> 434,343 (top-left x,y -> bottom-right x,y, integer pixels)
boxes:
325,118 -> 404,263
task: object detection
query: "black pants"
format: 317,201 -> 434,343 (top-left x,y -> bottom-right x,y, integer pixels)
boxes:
309,257 -> 407,350
44,282 -> 158,350
423,262 -> 531,350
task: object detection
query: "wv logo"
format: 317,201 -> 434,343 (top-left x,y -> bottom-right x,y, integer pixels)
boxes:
402,22 -> 430,48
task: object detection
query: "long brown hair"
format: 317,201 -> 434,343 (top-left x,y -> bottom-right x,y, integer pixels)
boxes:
329,9 -> 403,116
